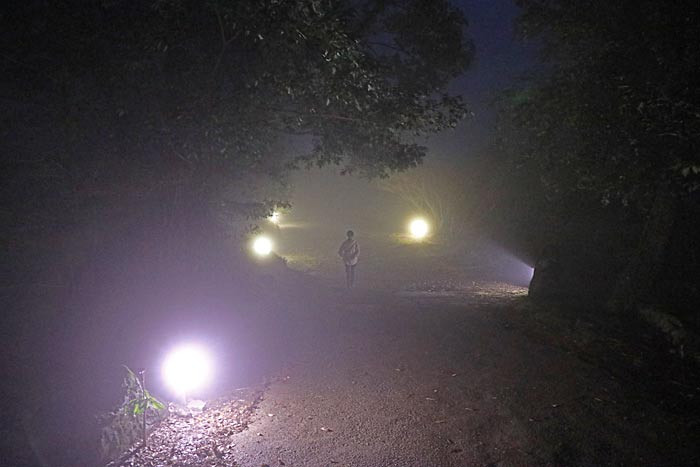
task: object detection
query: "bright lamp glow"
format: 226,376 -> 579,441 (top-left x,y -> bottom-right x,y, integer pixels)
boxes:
268,211 -> 280,224
162,344 -> 213,396
252,236 -> 273,256
409,218 -> 430,239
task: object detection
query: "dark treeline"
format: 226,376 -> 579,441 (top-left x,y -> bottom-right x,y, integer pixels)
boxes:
484,1 -> 700,332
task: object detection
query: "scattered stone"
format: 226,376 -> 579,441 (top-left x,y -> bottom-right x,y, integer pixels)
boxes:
117,386 -> 264,467
187,399 -> 207,412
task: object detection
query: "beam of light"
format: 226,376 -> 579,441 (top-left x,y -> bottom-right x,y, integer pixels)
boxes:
511,262 -> 534,287
268,211 -> 280,224
252,235 -> 273,256
409,218 -> 430,240
161,344 -> 213,397
498,251 -> 535,287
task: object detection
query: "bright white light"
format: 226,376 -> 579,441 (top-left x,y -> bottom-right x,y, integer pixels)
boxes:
409,218 -> 430,239
268,212 -> 280,224
252,236 -> 273,256
162,344 -> 213,396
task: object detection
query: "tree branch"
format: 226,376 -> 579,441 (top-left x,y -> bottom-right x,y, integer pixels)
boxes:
256,106 -> 377,126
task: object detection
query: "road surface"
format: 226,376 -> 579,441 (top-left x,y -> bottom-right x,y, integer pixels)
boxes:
224,280 -> 695,466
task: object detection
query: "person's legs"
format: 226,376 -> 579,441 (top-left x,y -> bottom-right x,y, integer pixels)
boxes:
345,264 -> 352,288
349,264 -> 356,288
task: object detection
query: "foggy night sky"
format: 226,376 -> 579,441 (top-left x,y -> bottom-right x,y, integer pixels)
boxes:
290,0 -> 536,225
437,0 -> 536,159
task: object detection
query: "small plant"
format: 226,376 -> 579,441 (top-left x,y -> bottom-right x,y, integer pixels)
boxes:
122,366 -> 165,416
99,366 -> 166,463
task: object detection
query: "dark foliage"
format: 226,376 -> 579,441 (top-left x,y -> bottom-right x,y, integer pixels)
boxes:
491,0 -> 700,317
1,0 -> 472,258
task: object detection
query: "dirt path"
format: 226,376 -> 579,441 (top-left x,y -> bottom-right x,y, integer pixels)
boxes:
114,222 -> 698,467
223,283 -> 696,466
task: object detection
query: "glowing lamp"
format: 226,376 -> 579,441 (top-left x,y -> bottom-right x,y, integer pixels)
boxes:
252,236 -> 273,256
409,218 -> 430,239
162,344 -> 213,398
268,211 -> 281,224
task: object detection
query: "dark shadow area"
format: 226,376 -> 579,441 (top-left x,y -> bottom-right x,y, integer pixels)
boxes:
1,234 -> 297,466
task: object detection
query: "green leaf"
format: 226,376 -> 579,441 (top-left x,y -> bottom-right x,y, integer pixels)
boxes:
150,399 -> 165,410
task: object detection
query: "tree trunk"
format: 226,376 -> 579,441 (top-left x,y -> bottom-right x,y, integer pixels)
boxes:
609,183 -> 677,312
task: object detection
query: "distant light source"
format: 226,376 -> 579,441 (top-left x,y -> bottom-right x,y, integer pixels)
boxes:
409,218 -> 430,240
252,235 -> 273,256
268,211 -> 280,224
162,344 -> 213,398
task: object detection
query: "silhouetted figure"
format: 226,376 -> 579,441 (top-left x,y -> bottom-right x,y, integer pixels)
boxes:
338,230 -> 360,288
529,243 -> 561,300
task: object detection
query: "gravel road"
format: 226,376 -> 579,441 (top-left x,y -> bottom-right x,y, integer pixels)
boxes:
226,282 -> 695,466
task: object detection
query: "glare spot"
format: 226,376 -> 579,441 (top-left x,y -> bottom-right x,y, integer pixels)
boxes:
162,344 -> 213,396
252,235 -> 273,256
268,212 -> 280,224
409,218 -> 430,240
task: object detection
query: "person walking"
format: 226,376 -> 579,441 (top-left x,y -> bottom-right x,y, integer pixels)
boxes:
338,230 -> 360,288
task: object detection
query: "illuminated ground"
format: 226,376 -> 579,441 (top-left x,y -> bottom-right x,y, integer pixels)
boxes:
227,288 -> 696,466
121,278 -> 698,466
113,226 -> 698,466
